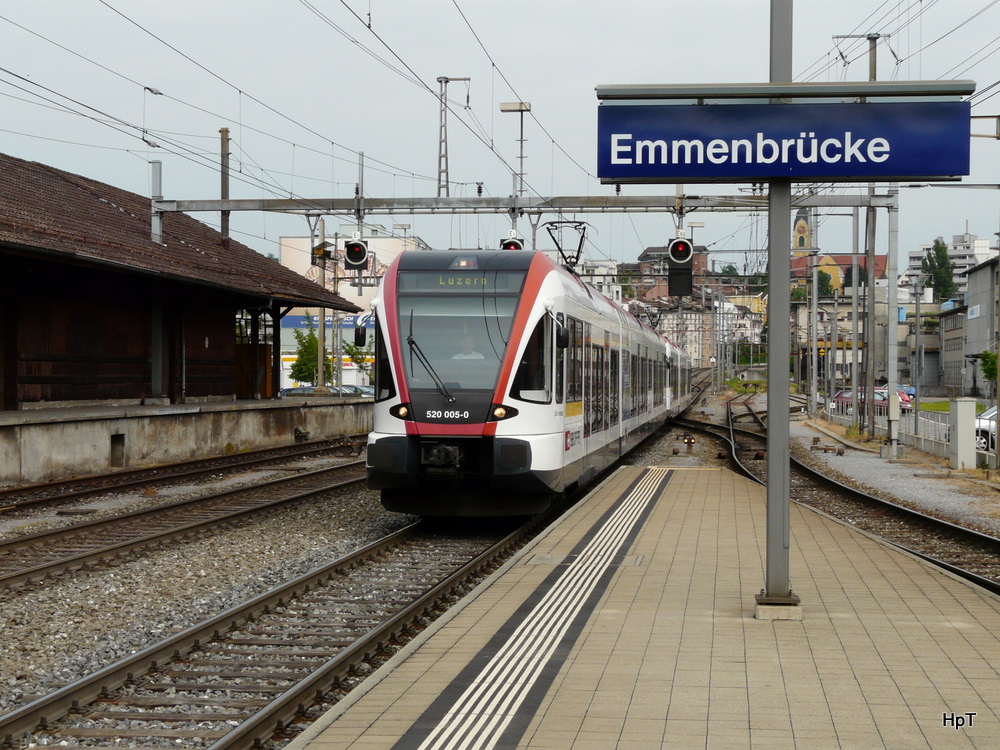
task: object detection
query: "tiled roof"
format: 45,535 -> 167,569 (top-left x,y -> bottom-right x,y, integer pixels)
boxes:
0,152 -> 361,312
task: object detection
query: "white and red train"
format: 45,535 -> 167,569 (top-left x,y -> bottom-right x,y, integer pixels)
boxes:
364,249 -> 694,516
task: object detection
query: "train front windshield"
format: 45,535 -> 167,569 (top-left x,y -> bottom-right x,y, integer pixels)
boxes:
396,270 -> 525,393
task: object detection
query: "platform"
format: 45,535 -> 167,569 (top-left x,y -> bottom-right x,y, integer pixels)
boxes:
289,465 -> 1000,749
0,398 -> 372,486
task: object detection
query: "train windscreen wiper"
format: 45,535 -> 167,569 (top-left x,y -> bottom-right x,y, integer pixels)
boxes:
406,312 -> 456,402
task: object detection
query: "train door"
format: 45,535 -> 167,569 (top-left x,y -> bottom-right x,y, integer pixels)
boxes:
665,352 -> 674,412
562,316 -> 585,485
555,313 -> 565,407
621,335 -> 631,422
583,322 -> 593,439
608,331 -> 620,430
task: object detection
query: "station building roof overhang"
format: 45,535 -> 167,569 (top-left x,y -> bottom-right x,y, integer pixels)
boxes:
0,152 -> 362,314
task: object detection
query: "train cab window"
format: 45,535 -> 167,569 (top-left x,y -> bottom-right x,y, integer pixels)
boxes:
374,321 -> 396,402
512,316 -> 551,403
396,291 -> 518,392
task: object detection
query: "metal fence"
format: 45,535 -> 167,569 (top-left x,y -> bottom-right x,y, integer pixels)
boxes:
823,401 -> 954,459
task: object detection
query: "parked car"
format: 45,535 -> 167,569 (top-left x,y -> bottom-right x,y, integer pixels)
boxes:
827,388 -> 912,414
278,386 -> 316,398
334,384 -> 365,397
975,406 -> 997,452
887,388 -> 913,409
355,385 -> 375,397
279,384 -> 369,398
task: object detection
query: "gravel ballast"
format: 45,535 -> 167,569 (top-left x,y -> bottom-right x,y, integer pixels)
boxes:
0,478 -> 413,715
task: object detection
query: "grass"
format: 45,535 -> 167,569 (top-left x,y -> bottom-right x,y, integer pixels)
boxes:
918,400 -> 988,414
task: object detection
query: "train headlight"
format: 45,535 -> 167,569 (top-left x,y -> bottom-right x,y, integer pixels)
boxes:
488,404 -> 519,421
389,403 -> 413,420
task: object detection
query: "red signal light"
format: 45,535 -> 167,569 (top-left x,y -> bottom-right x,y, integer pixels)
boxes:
667,238 -> 693,264
344,240 -> 369,270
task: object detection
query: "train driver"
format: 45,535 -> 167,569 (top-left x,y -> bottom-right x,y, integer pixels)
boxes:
452,336 -> 485,360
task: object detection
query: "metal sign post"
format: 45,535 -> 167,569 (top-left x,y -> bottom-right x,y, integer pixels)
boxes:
594,5 -> 973,619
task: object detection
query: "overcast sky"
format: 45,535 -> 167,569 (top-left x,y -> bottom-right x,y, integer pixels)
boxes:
2,1 -> 998,275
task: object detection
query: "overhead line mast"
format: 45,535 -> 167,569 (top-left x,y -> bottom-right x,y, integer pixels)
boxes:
437,76 -> 470,198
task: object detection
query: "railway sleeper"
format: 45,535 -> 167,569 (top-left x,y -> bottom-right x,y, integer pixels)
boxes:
140,682 -> 288,693
98,696 -> 272,707
82,710 -> 253,722
53,727 -> 230,739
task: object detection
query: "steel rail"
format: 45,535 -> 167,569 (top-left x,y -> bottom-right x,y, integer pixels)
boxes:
0,524 -> 419,745
205,518 -> 539,750
0,515 -> 540,748
0,437 -> 364,511
0,463 -> 365,588
681,411 -> 1000,596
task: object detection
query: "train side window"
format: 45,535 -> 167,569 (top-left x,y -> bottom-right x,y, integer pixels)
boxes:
630,352 -> 638,417
374,321 -> 396,402
512,316 -> 551,403
583,322 -> 593,437
609,348 -> 620,426
567,317 -> 583,404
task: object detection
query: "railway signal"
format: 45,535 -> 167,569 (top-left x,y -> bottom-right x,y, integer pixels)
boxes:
344,239 -> 369,270
666,237 -> 694,296
310,240 -> 333,266
500,236 -> 524,251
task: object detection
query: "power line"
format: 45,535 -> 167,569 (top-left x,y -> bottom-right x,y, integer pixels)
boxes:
300,0 -> 521,191
96,0 -> 439,184
0,9 -> 442,195
448,0 -> 595,181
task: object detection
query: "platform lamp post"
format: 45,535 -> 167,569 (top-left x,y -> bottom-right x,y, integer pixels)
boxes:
809,250 -> 820,415
913,274 -> 927,436
500,101 -> 531,198
393,223 -> 410,254
315,218 -> 330,395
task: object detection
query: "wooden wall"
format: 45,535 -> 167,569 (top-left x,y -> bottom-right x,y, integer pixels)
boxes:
1,254 -> 260,406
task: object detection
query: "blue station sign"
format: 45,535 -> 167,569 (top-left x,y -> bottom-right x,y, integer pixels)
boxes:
597,101 -> 970,183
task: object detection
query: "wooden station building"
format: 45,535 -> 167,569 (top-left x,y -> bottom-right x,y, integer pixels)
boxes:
0,152 -> 361,411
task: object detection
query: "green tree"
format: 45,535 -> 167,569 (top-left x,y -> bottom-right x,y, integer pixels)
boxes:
817,269 -> 833,297
981,350 -> 997,397
617,270 -> 637,299
720,263 -> 739,277
921,239 -> 957,302
343,339 -> 374,383
791,285 -> 807,301
289,324 -> 332,385
842,262 -> 868,288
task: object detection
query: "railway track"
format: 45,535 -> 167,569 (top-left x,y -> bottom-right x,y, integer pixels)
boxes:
677,396 -> 1000,596
0,461 -> 366,588
0,518 -> 541,749
0,436 -> 366,512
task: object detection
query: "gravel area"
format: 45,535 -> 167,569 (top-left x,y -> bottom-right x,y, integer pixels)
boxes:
0,459 -> 354,542
789,418 -> 1000,536
0,476 -> 414,715
693,390 -> 1000,536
